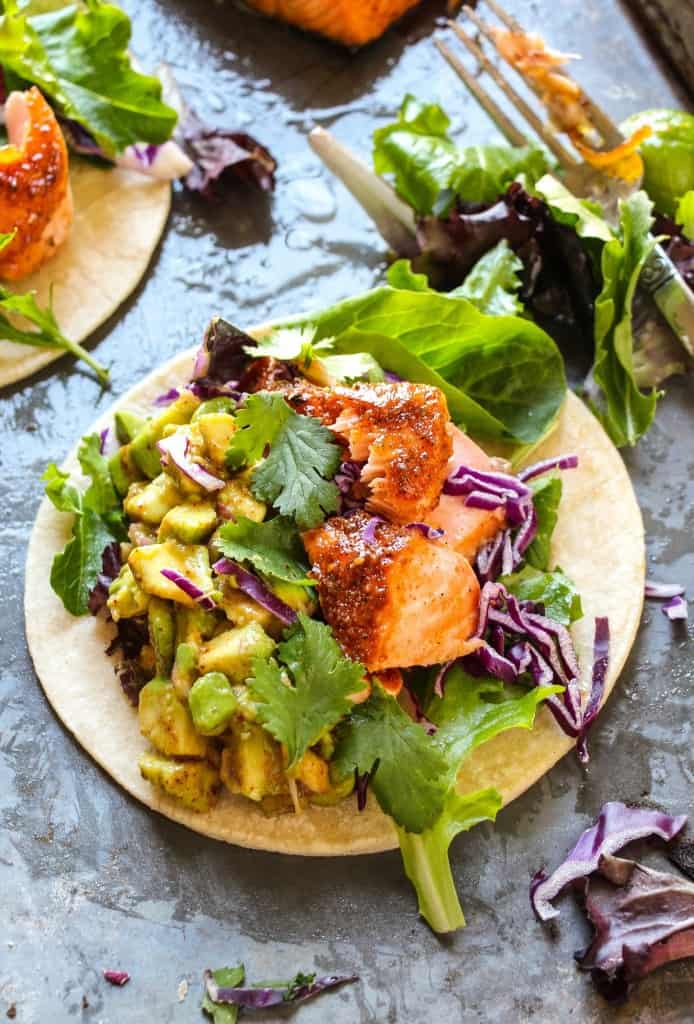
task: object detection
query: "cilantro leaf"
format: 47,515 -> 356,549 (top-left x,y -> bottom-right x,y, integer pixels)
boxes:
248,326 -> 332,365
217,515 -> 311,584
43,432 -> 125,615
524,474 -> 562,570
202,965 -> 245,1024
499,564 -> 583,626
0,283 -> 109,382
0,0 -> 177,156
248,613 -> 366,770
227,392 -> 341,529
333,689 -> 450,833
225,392 -> 291,471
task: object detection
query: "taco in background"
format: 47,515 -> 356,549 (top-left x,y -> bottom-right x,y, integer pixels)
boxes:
25,292 -> 644,934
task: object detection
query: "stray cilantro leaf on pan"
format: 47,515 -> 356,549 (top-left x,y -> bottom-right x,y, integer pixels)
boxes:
202,964 -> 357,1013
226,393 -> 342,529
217,515 -> 311,584
0,284 -> 109,383
202,965 -> 245,1024
248,613 -> 366,770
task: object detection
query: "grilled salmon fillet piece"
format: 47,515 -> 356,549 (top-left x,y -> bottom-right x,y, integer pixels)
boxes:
425,426 -> 506,560
303,510 -> 481,671
0,88 -> 73,281
246,0 -> 421,47
332,381 -> 453,524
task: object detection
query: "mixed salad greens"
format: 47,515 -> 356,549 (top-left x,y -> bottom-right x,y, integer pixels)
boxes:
45,285 -> 604,933
332,95 -> 694,447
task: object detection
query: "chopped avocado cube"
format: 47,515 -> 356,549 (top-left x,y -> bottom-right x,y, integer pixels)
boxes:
130,391 -> 201,479
295,749 -> 330,793
216,476 -> 266,523
191,397 -> 237,421
175,605 -> 218,646
158,501 -> 217,544
172,641 -> 199,699
196,413 -> 237,468
271,580 -> 317,617
108,444 -> 142,497
220,722 -> 287,802
139,753 -> 220,812
129,541 -> 214,606
309,769 -> 356,807
115,410 -> 147,445
219,587 -> 278,635
107,565 -> 150,621
148,598 -> 175,677
198,623 -> 274,683
138,678 -> 208,757
189,672 -> 238,736
231,684 -> 258,722
124,473 -> 183,525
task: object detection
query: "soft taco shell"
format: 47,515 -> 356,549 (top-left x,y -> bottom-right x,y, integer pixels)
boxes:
0,159 -> 170,388
24,340 -> 645,855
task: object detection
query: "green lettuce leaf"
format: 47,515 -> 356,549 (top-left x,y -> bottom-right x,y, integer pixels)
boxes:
524,474 -> 562,571
44,432 -> 125,614
676,191 -> 694,238
248,614 -> 366,770
250,326 -> 383,383
0,0 -> 177,156
373,95 -> 549,215
621,109 -> 694,217
499,564 -> 583,625
217,515 -> 311,584
202,965 -> 245,1024
282,286 -> 566,445
591,192 -> 659,446
534,174 -> 613,242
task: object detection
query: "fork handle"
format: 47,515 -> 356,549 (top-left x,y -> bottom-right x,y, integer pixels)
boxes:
640,245 -> 694,359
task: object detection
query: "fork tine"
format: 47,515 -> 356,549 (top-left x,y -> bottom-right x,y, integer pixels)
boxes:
447,20 -> 578,168
434,39 -> 528,148
477,0 -> 624,148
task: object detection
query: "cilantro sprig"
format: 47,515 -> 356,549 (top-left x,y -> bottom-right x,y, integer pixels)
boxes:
217,515 -> 311,584
226,393 -> 341,530
248,613 -> 366,770
44,433 -> 125,615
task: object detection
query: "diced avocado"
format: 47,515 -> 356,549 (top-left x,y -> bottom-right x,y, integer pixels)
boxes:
191,397 -> 237,421
130,391 -> 201,479
175,606 -> 218,646
189,672 -> 238,736
220,722 -> 287,802
124,473 -> 183,525
129,541 -> 214,605
128,522 -> 158,547
196,413 -> 237,468
107,565 -> 150,621
158,502 -> 217,544
309,769 -> 356,807
108,444 -> 142,497
216,476 -> 266,524
218,587 -> 277,634
295,749 -> 330,794
198,623 -> 274,683
138,678 -> 208,757
139,752 -> 220,812
115,410 -> 147,445
148,598 -> 175,677
231,684 -> 258,722
172,641 -> 198,699
271,580 -> 317,617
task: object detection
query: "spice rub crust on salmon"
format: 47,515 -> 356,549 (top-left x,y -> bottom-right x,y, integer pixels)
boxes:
303,510 -> 481,672
0,88 -> 73,281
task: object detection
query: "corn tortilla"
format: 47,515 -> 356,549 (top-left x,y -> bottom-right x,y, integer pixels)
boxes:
0,160 -> 170,388
24,340 -> 645,854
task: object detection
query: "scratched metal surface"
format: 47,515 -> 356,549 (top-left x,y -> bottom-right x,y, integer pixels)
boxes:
1,0 -> 692,1020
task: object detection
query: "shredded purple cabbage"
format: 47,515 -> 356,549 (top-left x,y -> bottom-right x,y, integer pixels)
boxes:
576,617 -> 610,763
203,969 -> 356,1008
156,432 -> 224,492
576,854 -> 694,1002
407,522 -> 445,540
335,460 -> 365,513
213,558 -> 297,625
103,970 -> 130,987
644,580 -> 686,599
530,801 -> 687,922
361,516 -> 384,545
433,660 -> 453,698
662,595 -> 688,621
98,426 -> 118,456
355,769 -> 371,811
160,569 -> 216,611
87,542 -> 122,615
152,387 -> 181,407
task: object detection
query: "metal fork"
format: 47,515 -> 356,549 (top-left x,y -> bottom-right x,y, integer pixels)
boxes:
436,0 -> 694,354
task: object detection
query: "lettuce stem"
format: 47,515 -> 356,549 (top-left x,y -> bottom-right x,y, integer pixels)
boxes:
397,826 -> 466,934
